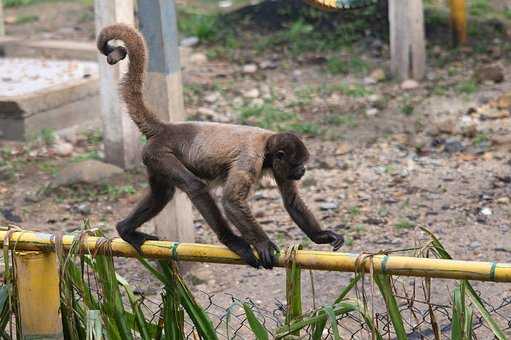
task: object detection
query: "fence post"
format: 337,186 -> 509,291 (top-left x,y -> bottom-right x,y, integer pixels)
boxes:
137,0 -> 194,245
449,0 -> 467,45
14,251 -> 63,339
389,0 -> 426,80
94,0 -> 142,169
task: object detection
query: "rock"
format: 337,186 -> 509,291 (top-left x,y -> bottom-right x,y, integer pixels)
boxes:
474,64 -> 504,83
51,160 -> 123,187
491,133 -> 511,145
317,159 -> 336,169
196,107 -> 229,122
204,92 -> 220,104
1,208 -> 22,223
197,107 -> 217,120
242,64 -> 258,74
368,94 -> 385,109
363,77 -> 377,85
52,142 -> 74,157
443,140 -> 464,153
335,143 -> 351,155
259,60 -> 278,70
180,36 -> 199,47
250,98 -> 265,107
400,79 -> 419,90
480,108 -> 510,120
369,68 -> 385,82
496,92 -> 511,110
76,203 -> 91,215
365,108 -> 379,116
481,207 -> 492,216
233,97 -> 244,107
497,197 -> 510,204
320,202 -> 339,211
190,53 -> 207,64
468,241 -> 481,249
243,88 -> 260,99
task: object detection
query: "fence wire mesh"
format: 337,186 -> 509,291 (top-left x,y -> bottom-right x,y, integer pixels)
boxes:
128,270 -> 511,339
2,247 -> 511,339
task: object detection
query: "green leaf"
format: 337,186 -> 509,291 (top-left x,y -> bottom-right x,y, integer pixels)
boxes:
243,303 -> 269,340
374,274 -> 407,340
451,286 -> 463,340
421,227 -> 507,340
323,305 -> 341,340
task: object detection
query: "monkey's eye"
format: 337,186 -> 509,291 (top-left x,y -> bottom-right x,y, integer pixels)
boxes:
276,150 -> 285,160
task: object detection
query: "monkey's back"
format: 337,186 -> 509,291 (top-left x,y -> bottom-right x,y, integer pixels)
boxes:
168,121 -> 274,184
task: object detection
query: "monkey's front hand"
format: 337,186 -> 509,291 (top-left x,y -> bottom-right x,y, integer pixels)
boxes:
314,230 -> 344,251
223,235 -> 261,269
253,239 -> 279,270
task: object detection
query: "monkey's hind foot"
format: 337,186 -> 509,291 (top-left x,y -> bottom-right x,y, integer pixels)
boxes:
253,240 -> 279,270
121,231 -> 159,254
223,235 -> 261,269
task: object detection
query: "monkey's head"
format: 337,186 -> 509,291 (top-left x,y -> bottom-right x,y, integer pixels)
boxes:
266,133 -> 310,181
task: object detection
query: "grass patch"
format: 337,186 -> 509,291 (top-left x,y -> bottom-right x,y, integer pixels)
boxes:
473,132 -> 489,146
455,80 -> 478,95
395,219 -> 415,230
40,128 -> 57,145
326,57 -> 369,75
239,104 -> 320,135
178,12 -> 221,42
15,14 -> 39,24
323,114 -> 358,128
469,0 -> 491,17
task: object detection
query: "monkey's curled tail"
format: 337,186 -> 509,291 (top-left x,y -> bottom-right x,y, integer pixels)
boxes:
97,24 -> 163,138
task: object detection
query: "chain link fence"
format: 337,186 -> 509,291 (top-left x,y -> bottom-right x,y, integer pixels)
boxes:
129,271 -> 511,339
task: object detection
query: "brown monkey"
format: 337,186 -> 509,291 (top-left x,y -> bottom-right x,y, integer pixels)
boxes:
97,24 -> 344,269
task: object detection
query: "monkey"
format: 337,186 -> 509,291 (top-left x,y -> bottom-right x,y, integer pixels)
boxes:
97,24 -> 344,269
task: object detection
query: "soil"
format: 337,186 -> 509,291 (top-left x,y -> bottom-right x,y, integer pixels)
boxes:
2,0 -> 511,337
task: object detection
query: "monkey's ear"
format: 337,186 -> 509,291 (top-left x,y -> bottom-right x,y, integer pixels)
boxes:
276,150 -> 285,160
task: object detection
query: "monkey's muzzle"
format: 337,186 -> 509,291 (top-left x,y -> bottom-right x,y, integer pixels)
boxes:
289,166 -> 305,180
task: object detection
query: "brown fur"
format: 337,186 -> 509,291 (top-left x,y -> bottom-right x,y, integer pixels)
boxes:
97,24 -> 344,269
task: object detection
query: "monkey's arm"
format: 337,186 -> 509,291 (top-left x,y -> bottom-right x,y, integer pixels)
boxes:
276,177 -> 344,251
223,171 -> 278,269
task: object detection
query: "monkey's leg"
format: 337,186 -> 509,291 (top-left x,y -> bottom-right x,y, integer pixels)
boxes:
276,177 -> 344,251
116,174 -> 174,253
223,172 -> 279,269
145,154 -> 260,268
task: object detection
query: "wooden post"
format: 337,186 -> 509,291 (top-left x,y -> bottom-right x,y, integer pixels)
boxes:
450,0 -> 467,45
0,0 -> 5,37
14,252 -> 63,339
94,0 -> 142,169
138,0 -> 194,244
389,0 -> 426,80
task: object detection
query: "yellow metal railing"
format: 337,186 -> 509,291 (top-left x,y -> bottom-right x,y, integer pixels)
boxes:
2,230 -> 511,282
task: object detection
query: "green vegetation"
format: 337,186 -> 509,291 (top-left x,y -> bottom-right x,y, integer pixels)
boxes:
455,80 -> 479,95
469,0 -> 490,17
394,218 -> 415,230
239,104 -> 321,136
326,57 -> 369,75
178,13 -> 221,41
0,227 -> 506,339
473,132 -> 489,146
40,128 -> 57,145
14,14 -> 39,24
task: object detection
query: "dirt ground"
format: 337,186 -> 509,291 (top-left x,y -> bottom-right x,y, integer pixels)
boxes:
2,0 -> 511,335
